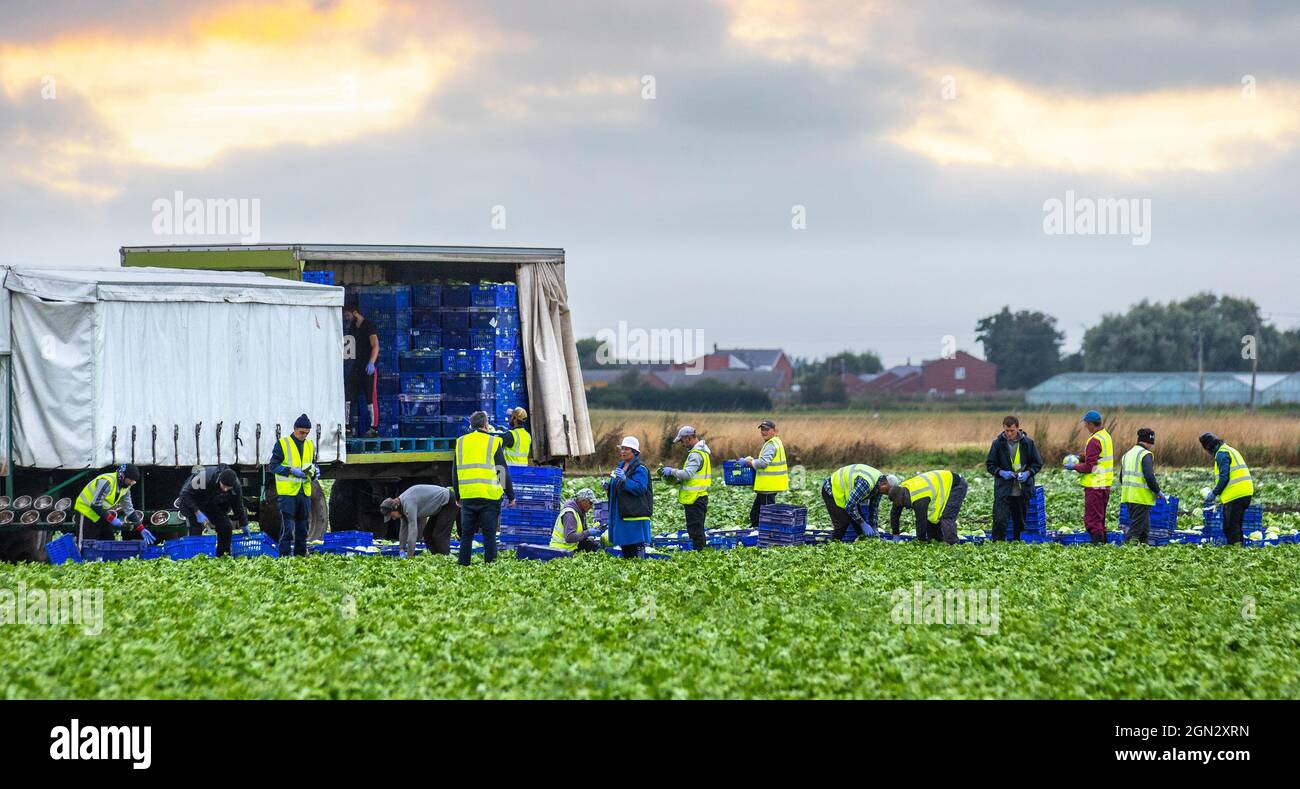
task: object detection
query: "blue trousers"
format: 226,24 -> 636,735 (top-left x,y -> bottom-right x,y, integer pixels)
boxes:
458,499 -> 501,566
278,493 -> 311,557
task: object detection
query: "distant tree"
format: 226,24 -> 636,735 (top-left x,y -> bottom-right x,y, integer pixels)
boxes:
1058,350 -> 1085,373
576,337 -> 603,369
975,307 -> 1065,389
817,350 -> 883,376
798,373 -> 847,405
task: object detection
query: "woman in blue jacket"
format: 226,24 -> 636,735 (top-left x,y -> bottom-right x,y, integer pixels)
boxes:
604,436 -> 653,558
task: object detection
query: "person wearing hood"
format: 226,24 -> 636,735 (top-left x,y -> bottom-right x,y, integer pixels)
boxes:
985,415 -> 1044,541
268,414 -> 319,557
1199,432 -> 1255,545
1119,428 -> 1165,546
660,425 -> 713,550
178,466 -> 249,557
73,464 -> 149,546
821,465 -> 894,540
380,485 -> 459,557
603,436 -> 652,558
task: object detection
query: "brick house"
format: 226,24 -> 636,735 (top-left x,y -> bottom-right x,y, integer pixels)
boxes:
673,347 -> 794,390
856,352 -> 996,396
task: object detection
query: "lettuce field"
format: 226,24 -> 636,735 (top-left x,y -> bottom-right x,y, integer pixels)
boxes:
3,468 -> 1300,699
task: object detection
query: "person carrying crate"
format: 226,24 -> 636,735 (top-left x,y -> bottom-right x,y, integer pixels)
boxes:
268,414 -> 319,557
985,415 -> 1045,542
73,464 -> 152,546
740,420 -> 788,529
659,426 -> 713,550
1064,410 -> 1114,544
548,488 -> 604,553
178,467 -> 250,557
380,485 -> 459,557
821,465 -> 895,541
888,470 -> 967,545
1118,428 -> 1165,546
1199,432 -> 1255,546
501,406 -> 532,466
454,411 -> 515,566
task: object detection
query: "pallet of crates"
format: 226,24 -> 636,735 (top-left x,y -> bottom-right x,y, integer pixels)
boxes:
499,465 -> 563,548
756,503 -> 807,548
1001,485 -> 1046,539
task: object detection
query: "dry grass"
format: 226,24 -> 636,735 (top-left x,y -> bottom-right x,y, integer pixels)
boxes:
580,408 -> 1300,470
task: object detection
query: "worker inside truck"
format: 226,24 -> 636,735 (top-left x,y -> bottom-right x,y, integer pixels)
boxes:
342,301 -> 380,438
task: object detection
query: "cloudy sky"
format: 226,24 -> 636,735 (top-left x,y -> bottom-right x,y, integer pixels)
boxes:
2,0 -> 1298,365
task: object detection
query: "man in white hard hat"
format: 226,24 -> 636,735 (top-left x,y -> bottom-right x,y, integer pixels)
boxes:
603,436 -> 652,558
660,426 -> 712,550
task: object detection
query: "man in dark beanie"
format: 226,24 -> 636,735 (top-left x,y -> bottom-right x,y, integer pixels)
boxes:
267,414 -> 319,556
178,466 -> 250,557
1118,428 -> 1163,546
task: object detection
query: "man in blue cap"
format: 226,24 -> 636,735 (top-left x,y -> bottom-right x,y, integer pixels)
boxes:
268,414 -> 319,556
1065,410 -> 1114,544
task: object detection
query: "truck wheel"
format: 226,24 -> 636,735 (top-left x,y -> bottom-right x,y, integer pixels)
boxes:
356,482 -> 387,539
328,479 -> 358,532
259,486 -> 283,542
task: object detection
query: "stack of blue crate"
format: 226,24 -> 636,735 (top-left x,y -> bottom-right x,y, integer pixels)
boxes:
1202,503 -> 1263,543
1004,485 -> 1047,539
499,465 -> 563,547
1117,495 -> 1180,544
757,504 -> 807,548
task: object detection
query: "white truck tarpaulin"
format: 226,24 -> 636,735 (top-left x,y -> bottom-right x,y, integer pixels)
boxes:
516,262 -> 595,458
5,266 -> 345,469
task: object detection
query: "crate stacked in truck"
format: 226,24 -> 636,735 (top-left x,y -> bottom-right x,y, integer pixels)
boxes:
346,281 -> 528,440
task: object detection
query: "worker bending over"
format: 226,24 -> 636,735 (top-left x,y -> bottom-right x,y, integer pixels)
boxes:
549,488 -> 604,552
1199,432 -> 1255,545
269,414 -> 319,557
1118,428 -> 1164,546
888,470 -> 967,545
178,467 -> 249,557
380,485 -> 459,557
742,419 -> 788,529
821,465 -> 895,541
74,464 -> 151,546
660,425 -> 712,550
1065,410 -> 1113,544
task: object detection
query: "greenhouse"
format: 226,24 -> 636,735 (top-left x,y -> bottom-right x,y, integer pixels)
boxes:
1027,372 -> 1296,407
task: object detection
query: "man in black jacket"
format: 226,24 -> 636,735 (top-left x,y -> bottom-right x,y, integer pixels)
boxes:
177,466 -> 250,557
985,416 -> 1044,541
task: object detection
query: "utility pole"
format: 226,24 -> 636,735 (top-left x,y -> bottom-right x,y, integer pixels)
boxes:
1197,329 -> 1205,413
1249,323 -> 1259,410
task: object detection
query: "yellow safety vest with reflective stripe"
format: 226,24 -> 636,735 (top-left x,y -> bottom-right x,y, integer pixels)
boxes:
275,436 -> 315,497
456,431 -> 504,501
549,505 -> 581,551
1216,443 -> 1254,504
505,427 -> 531,466
900,470 -> 953,524
678,445 -> 712,505
1078,429 -> 1113,488
753,437 -> 789,492
74,472 -> 123,523
1119,445 -> 1155,506
831,464 -> 882,508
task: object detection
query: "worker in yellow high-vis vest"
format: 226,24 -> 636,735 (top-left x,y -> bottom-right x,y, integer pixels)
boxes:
1065,410 -> 1113,544
548,488 -> 604,552
268,414 -> 320,556
741,419 -> 788,529
73,463 -> 145,545
454,411 -> 515,566
1199,432 -> 1255,545
985,415 -> 1044,542
887,469 -> 967,544
821,464 -> 895,541
659,425 -> 713,550
501,406 -> 531,466
1118,427 -> 1165,546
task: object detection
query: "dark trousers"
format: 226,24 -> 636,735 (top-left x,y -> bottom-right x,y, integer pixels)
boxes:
1125,502 -> 1151,546
1222,496 -> 1252,545
76,513 -> 115,544
821,487 -> 863,541
423,506 -> 457,555
684,497 -> 708,549
620,544 -> 645,559
278,494 -> 311,556
992,492 -> 1027,541
345,370 -> 379,433
920,474 -> 966,545
180,496 -> 235,557
750,492 -> 778,529
458,499 -> 501,566
1084,487 -> 1110,543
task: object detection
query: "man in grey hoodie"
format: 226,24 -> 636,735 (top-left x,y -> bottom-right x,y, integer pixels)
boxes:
659,425 -> 713,550
380,485 -> 459,557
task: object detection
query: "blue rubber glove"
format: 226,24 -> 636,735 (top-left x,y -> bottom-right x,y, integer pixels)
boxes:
998,469 -> 1014,480
196,511 -> 209,524
139,528 -> 156,547
1016,471 -> 1029,482
288,467 -> 308,479
660,468 -> 674,479
1203,493 -> 1217,508
1064,459 -> 1076,470
611,468 -> 626,481
365,362 -> 376,375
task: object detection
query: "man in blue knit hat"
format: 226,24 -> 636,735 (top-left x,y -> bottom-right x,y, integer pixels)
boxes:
268,414 -> 319,556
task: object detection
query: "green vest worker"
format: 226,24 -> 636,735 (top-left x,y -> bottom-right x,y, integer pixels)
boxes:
743,419 -> 788,529
1119,428 -> 1164,546
548,488 -> 604,552
888,470 -> 968,545
269,414 -> 318,557
1199,432 -> 1255,545
454,410 -> 514,566
1065,410 -> 1113,544
74,464 -> 148,545
502,406 -> 532,466
821,464 -> 892,541
659,425 -> 713,550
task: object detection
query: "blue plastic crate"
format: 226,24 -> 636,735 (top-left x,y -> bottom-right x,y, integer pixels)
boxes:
397,394 -> 442,418
142,545 -> 165,560
443,349 -> 494,373
399,352 -> 442,372
411,283 -> 442,308
514,543 -> 571,561
411,308 -> 439,329
355,284 -> 412,311
439,309 -> 469,330
723,460 -> 755,486
324,530 -> 373,547
81,539 -> 143,562
400,372 -> 441,395
45,533 -> 82,565
441,397 -> 494,417
471,283 -> 517,307
494,331 -> 519,351
500,508 -> 561,527
495,350 -> 522,374
400,418 -> 442,438
302,270 -> 335,285
376,373 -> 400,396
441,284 -> 471,307
231,532 -> 280,558
468,308 -> 519,330
436,416 -> 470,438
444,373 -> 495,398
508,465 -> 562,484
164,535 -> 217,560
407,328 -> 439,351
